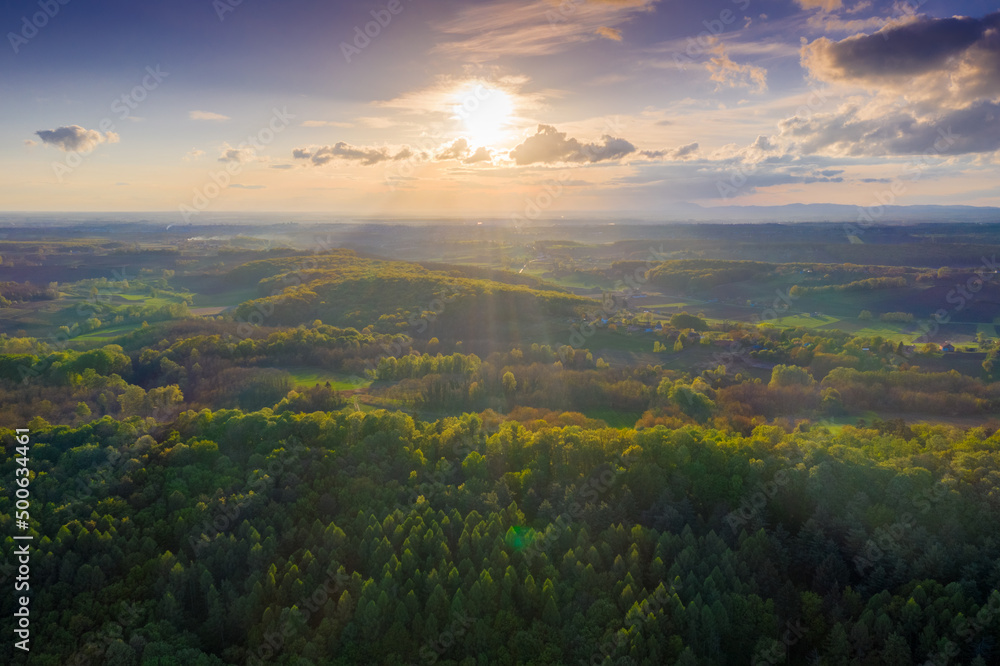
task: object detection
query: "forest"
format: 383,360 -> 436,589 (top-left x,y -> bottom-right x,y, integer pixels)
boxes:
0,222 -> 998,664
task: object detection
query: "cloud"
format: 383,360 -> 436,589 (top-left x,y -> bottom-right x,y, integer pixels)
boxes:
35,125 -> 119,152
802,12 -> 1000,95
270,164 -> 296,170
301,120 -> 354,128
806,12 -> 893,34
790,12 -> 1000,156
707,44 -> 768,93
230,184 -> 265,189
779,100 -> 1000,156
434,141 -> 493,165
436,138 -> 471,161
640,142 -> 699,160
293,143 -> 413,166
508,124 -> 636,165
433,0 -> 658,61
218,145 -> 255,163
796,0 -> 842,10
184,149 -> 205,161
464,147 -> 493,164
595,26 -> 622,41
189,110 -> 230,121
23,139 -> 37,147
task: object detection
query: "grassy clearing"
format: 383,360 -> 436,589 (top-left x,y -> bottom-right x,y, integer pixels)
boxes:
765,313 -> 841,328
286,367 -> 372,390
191,287 -> 260,308
584,329 -> 658,354
641,301 -> 690,309
976,320 -> 1000,339
74,322 -> 145,341
584,408 -> 643,428
837,322 -> 920,342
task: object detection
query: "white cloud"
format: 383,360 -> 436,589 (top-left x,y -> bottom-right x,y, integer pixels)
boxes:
433,0 -> 659,61
301,120 -> 354,128
293,143 -> 413,166
436,138 -> 471,161
218,144 -> 256,164
596,26 -> 623,41
508,124 -> 635,165
35,125 -> 119,152
706,44 -> 768,93
189,110 -> 230,121
464,147 -> 493,164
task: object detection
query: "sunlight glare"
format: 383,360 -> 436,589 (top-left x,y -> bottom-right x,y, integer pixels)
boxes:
452,84 -> 515,148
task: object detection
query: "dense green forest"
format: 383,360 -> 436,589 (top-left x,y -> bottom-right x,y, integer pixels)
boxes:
3,409 -> 1000,664
1,224 -> 999,664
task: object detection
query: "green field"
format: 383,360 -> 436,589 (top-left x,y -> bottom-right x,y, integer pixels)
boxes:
764,313 -> 841,328
977,320 -> 1000,339
74,322 -> 145,341
582,329 -> 659,354
584,408 -> 643,428
286,367 -> 372,390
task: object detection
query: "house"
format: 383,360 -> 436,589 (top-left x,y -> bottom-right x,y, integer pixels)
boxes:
942,342 -> 956,353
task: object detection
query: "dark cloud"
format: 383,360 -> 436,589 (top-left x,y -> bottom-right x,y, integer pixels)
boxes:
803,12 -> 1000,86
640,141 -> 699,160
508,124 -> 635,165
792,14 -> 1000,157
780,100 -> 1000,156
293,143 -> 412,166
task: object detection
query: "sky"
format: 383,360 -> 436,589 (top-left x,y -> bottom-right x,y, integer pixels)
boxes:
1,0 -> 999,219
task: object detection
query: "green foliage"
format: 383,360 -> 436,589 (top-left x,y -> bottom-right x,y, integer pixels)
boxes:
4,232 -> 1000,665
4,408 -> 1000,664
669,312 -> 709,332
769,364 -> 816,389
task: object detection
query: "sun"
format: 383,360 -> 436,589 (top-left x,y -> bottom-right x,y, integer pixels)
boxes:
452,84 -> 515,147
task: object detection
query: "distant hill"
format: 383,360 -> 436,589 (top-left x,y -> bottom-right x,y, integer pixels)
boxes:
665,203 -> 1000,223
228,250 -> 592,342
